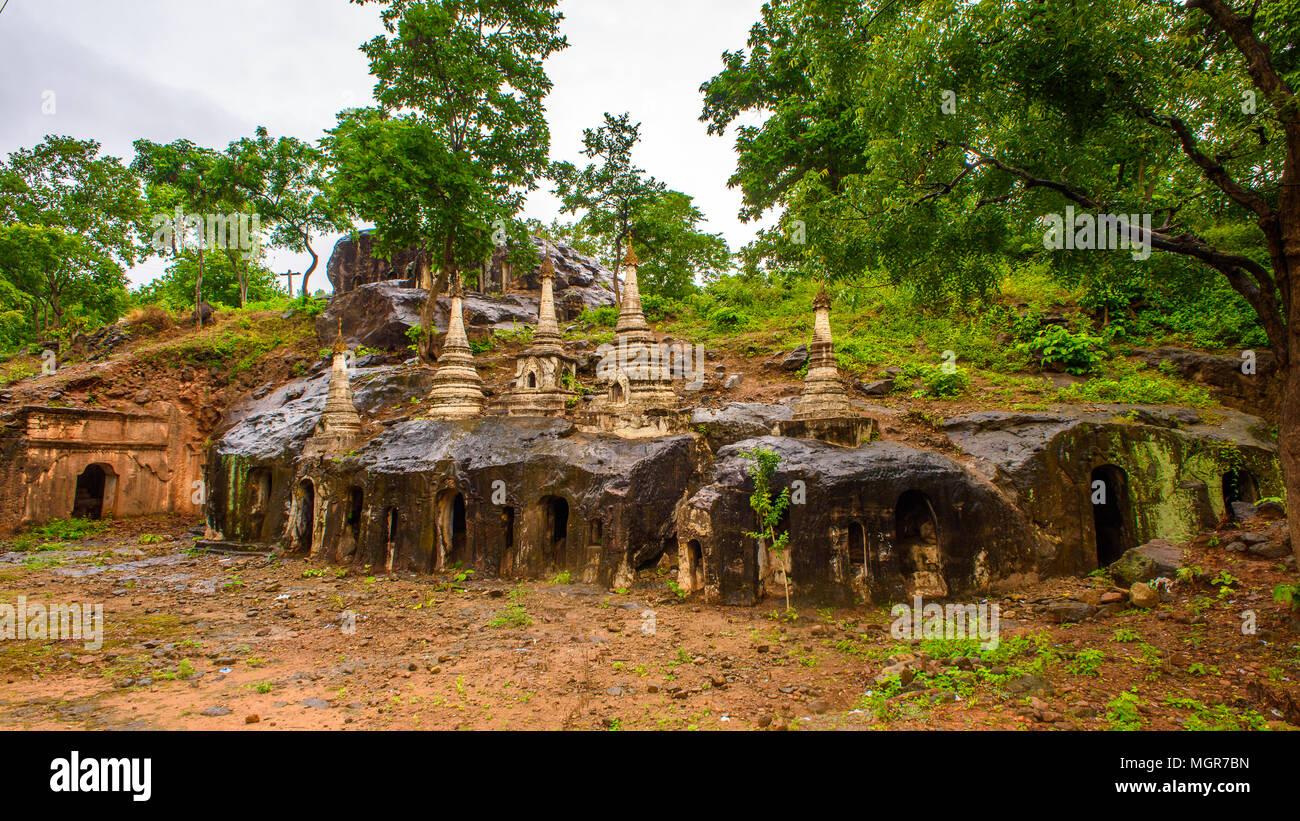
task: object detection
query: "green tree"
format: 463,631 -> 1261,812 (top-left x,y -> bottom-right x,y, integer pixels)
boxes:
629,190 -> 731,298
705,0 -> 1300,559
227,127 -> 349,300
0,224 -> 125,335
0,136 -> 142,340
131,139 -> 227,324
133,250 -> 284,311
0,135 -> 145,271
338,0 -> 566,362
552,112 -> 666,301
742,446 -> 793,611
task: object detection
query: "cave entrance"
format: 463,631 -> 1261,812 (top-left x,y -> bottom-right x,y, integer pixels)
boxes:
346,487 -> 363,536
896,490 -> 946,597
1222,469 -> 1259,517
846,522 -> 867,570
247,469 -> 272,540
296,479 -> 315,553
500,506 -> 516,575
72,464 -> 111,520
542,496 -> 569,568
1091,465 -> 1133,565
687,538 -> 705,591
384,507 -> 399,572
437,491 -> 468,567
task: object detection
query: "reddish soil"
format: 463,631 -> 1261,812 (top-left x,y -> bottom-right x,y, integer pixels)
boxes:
1,514 -> 1296,731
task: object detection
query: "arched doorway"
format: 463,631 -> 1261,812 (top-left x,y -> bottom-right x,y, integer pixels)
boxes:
1222,469 -> 1259,517
499,506 -> 516,575
542,496 -> 569,568
346,487 -> 364,536
846,522 -> 867,571
896,490 -> 946,597
1091,465 -> 1133,565
73,464 -> 110,520
247,469 -> 272,541
295,479 -> 315,553
384,507 -> 400,572
686,538 -> 705,592
437,490 -> 468,567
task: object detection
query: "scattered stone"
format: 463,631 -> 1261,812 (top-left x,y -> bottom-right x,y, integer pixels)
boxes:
1045,601 -> 1095,623
245,714 -> 260,724
781,345 -> 808,371
855,378 -> 894,396
1247,541 -> 1290,559
200,706 -> 231,717
1130,582 -> 1159,609
1110,539 -> 1182,587
1077,589 -> 1104,607
1002,675 -> 1052,696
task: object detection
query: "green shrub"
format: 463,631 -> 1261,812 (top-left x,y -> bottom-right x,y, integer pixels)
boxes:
578,305 -> 619,327
707,305 -> 749,331
909,364 -> 970,398
1015,324 -> 1104,374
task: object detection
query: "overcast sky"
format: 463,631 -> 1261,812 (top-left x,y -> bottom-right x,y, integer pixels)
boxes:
0,0 -> 771,293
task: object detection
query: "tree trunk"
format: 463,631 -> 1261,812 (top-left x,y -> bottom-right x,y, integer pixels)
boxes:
195,246 -> 205,328
611,237 -> 622,303
302,236 -> 318,298
418,240 -> 452,365
1282,350 -> 1300,565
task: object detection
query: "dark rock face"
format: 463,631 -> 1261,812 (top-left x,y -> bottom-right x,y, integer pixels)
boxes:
206,381 -> 1284,606
315,283 -> 425,351
206,365 -> 435,544
781,345 -> 809,371
691,401 -> 793,451
316,278 -> 614,352
1133,347 -> 1280,419
510,239 -> 617,316
942,405 -> 1282,575
207,411 -> 701,586
191,301 -> 216,325
677,436 -> 1038,606
296,418 -> 699,583
325,230 -> 421,293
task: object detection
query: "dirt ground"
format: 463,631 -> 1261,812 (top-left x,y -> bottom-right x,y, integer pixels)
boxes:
1,513 -> 1298,731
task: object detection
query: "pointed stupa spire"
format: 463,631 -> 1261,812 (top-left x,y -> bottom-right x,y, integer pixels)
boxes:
304,315 -> 363,456
812,283 -> 833,347
332,314 -> 348,355
425,271 -> 485,419
615,242 -> 653,343
534,245 -> 562,347
793,283 -> 852,420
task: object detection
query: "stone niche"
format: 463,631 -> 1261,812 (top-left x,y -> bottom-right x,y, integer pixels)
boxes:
677,436 -> 1037,606
942,406 -> 1284,576
209,416 -> 700,588
0,404 -> 203,533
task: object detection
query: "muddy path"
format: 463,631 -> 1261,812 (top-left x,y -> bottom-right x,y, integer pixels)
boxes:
1,514 -> 1297,731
